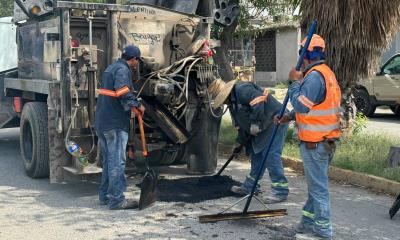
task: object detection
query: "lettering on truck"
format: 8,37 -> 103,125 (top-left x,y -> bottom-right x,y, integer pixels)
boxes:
129,33 -> 161,45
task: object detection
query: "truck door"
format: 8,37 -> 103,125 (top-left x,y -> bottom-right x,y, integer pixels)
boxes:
374,55 -> 400,101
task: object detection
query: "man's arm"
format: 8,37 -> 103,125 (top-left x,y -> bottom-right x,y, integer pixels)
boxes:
114,67 -> 141,112
288,71 -> 326,113
235,84 -> 266,123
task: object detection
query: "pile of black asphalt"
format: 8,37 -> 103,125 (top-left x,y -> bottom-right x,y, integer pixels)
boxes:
156,175 -> 243,203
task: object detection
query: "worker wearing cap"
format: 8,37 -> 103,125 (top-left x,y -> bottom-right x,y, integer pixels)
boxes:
277,34 -> 341,239
95,45 -> 145,210
210,78 -> 289,203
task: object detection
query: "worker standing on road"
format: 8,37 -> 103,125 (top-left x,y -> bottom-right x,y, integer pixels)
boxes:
210,78 -> 289,204
277,34 -> 341,239
95,45 -> 145,210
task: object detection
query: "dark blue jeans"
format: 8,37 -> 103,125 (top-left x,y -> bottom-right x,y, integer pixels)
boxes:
98,129 -> 128,209
242,124 -> 289,198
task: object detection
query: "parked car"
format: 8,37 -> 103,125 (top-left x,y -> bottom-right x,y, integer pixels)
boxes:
354,53 -> 400,117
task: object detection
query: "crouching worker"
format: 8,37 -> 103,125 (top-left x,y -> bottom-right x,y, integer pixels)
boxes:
209,79 -> 289,203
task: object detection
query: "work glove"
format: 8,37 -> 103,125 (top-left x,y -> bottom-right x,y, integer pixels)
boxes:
250,123 -> 261,136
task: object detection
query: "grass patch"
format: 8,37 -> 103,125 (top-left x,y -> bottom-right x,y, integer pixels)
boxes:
219,121 -> 400,182
274,82 -> 289,89
219,117 -> 237,146
283,127 -> 400,182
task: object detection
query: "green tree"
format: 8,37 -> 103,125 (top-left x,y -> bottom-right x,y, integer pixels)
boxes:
0,0 -> 13,18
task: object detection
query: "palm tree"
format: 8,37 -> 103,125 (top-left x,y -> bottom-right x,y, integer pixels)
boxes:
299,0 -> 400,125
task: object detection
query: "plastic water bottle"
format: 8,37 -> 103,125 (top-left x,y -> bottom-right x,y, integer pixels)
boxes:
66,140 -> 88,166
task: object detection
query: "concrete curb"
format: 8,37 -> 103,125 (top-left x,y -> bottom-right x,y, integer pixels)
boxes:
282,156 -> 400,196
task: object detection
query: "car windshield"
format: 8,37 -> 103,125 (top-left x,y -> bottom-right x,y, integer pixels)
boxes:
384,55 -> 400,74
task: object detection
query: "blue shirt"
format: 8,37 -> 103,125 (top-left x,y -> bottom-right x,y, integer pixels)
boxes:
288,61 -> 326,117
95,59 -> 141,133
230,82 -> 285,154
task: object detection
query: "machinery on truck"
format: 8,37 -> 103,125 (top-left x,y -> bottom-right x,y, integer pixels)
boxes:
0,0 -> 239,182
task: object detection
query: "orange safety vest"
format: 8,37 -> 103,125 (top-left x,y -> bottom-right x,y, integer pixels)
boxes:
295,64 -> 342,142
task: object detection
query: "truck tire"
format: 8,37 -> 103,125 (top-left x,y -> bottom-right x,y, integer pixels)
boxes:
354,89 -> 376,117
20,102 -> 49,178
390,105 -> 400,117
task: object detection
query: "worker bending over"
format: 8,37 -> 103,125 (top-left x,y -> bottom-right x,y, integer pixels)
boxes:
210,78 -> 289,203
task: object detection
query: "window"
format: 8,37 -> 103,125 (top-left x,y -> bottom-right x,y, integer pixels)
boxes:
255,31 -> 276,72
383,55 -> 400,74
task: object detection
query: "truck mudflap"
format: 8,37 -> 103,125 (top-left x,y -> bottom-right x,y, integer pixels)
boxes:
0,68 -> 18,128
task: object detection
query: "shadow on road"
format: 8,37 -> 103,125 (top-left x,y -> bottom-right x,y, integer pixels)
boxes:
369,113 -> 399,123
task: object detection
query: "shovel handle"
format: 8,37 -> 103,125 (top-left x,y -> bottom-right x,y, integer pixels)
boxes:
137,113 -> 148,157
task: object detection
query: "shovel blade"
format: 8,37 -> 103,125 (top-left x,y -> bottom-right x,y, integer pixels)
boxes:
199,209 -> 287,223
139,169 -> 158,210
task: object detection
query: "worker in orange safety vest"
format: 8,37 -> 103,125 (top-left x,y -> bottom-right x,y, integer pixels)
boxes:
276,34 -> 341,239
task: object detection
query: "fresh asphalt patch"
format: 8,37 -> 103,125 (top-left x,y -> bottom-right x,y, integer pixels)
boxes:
155,175 -> 243,203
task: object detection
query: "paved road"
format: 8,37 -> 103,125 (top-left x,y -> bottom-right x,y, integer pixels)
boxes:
0,128 -> 399,240
365,108 -> 400,138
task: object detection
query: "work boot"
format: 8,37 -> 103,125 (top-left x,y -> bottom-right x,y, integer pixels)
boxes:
311,226 -> 333,240
263,195 -> 287,204
294,233 -> 317,240
231,186 -> 260,196
295,222 -> 313,234
231,186 -> 248,196
99,199 -> 109,206
110,199 -> 139,210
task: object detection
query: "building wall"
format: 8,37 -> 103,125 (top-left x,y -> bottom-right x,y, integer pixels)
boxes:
254,27 -> 300,87
275,28 -> 300,84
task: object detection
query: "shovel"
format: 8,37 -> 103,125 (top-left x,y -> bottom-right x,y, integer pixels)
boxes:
137,112 -> 158,210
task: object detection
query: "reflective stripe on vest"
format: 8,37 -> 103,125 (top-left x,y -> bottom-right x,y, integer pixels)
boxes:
298,108 -> 340,117
297,123 -> 340,132
295,64 -> 342,142
97,86 -> 130,97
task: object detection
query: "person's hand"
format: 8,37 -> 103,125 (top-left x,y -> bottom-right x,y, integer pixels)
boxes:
288,68 -> 303,81
273,114 -> 290,124
132,105 -> 145,117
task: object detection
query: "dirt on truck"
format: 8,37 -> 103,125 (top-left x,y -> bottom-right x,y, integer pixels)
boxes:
0,0 -> 239,183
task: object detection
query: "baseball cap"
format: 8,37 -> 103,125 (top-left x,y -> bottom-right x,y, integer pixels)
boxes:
122,45 -> 141,60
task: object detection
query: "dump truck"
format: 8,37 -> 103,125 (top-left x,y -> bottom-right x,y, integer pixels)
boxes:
0,0 -> 239,182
